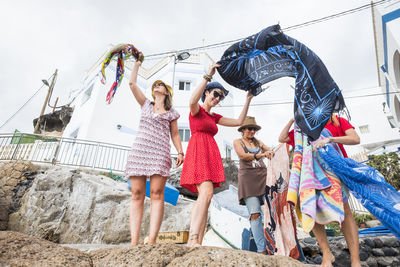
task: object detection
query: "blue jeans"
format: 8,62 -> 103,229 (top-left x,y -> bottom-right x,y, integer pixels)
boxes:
244,196 -> 266,253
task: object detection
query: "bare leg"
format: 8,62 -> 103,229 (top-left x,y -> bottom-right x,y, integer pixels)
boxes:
147,175 -> 167,244
198,206 -> 209,244
129,176 -> 146,245
341,202 -> 361,267
187,181 -> 214,247
312,223 -> 335,267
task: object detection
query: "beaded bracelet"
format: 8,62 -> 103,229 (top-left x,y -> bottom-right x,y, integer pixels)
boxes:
203,74 -> 212,82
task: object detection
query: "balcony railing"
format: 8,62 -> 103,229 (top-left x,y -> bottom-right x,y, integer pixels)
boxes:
0,132 -> 370,214
0,133 -> 131,173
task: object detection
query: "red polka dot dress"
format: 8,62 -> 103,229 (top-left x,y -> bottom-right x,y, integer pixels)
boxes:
180,106 -> 225,193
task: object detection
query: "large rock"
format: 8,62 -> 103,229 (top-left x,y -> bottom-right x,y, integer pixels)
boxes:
0,231 -> 91,266
8,166 -> 193,244
0,161 -> 37,230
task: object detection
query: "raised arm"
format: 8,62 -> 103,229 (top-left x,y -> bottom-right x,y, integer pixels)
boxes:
189,63 -> 220,116
278,118 -> 294,143
170,120 -> 184,167
329,128 -> 360,145
128,54 -> 146,107
218,91 -> 253,127
314,128 -> 360,151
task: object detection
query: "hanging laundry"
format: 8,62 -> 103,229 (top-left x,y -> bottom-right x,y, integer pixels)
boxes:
217,25 -> 346,141
265,143 -> 302,259
100,44 -> 144,104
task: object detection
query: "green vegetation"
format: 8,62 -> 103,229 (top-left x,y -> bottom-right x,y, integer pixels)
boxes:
352,212 -> 375,227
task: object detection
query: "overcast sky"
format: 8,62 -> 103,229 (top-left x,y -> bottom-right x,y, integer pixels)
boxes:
0,0 -> 384,140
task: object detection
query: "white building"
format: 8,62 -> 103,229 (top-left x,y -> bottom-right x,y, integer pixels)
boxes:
63,49 -> 237,159
373,1 -> 400,124
358,1 -> 400,155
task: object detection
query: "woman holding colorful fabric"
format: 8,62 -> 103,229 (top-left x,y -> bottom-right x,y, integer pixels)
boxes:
180,62 -> 254,247
280,115 -> 361,267
123,47 -> 184,246
233,116 -> 274,254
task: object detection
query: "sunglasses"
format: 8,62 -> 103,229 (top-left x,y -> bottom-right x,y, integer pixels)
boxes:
212,91 -> 225,101
247,127 -> 258,131
154,82 -> 166,88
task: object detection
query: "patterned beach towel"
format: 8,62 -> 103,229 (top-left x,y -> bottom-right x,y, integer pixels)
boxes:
318,130 -> 400,239
287,126 -> 346,233
217,24 -> 346,141
100,44 -> 143,104
265,143 -> 301,259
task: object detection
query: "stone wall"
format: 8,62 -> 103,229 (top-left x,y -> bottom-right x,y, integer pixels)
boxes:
300,235 -> 400,267
1,162 -> 192,244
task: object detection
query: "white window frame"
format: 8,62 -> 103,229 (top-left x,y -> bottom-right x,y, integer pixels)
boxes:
359,125 -> 370,134
178,80 -> 191,91
179,128 -> 191,142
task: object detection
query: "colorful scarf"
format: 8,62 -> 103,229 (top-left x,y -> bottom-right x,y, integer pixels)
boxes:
100,44 -> 143,104
217,24 -> 346,141
287,125 -> 346,233
265,143 -> 301,259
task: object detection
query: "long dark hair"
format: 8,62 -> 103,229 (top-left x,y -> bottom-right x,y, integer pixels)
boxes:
251,137 -> 260,147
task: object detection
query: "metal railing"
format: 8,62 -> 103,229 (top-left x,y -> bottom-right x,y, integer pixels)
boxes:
0,132 -> 370,214
0,133 -> 131,173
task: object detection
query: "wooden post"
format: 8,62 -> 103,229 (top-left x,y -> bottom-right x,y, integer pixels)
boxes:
34,69 -> 58,134
52,97 -> 59,112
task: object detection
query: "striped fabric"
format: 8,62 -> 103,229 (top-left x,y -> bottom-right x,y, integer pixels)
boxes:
287,125 -> 346,233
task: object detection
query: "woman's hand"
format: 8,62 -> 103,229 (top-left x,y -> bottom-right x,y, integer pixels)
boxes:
313,138 -> 330,151
265,150 -> 274,159
208,62 -> 221,76
176,154 -> 184,167
134,58 -> 142,67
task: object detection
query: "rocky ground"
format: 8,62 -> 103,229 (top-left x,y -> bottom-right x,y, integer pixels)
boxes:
0,231 -> 305,267
1,161 -> 399,267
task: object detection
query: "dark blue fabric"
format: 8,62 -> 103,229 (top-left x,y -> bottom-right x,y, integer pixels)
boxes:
217,24 -> 346,141
317,130 -> 400,239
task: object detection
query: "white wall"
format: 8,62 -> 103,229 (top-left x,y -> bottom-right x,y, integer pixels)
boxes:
63,53 -> 238,160
375,4 -> 400,125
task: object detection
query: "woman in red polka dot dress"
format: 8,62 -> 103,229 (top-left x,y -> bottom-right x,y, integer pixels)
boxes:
181,62 -> 254,247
